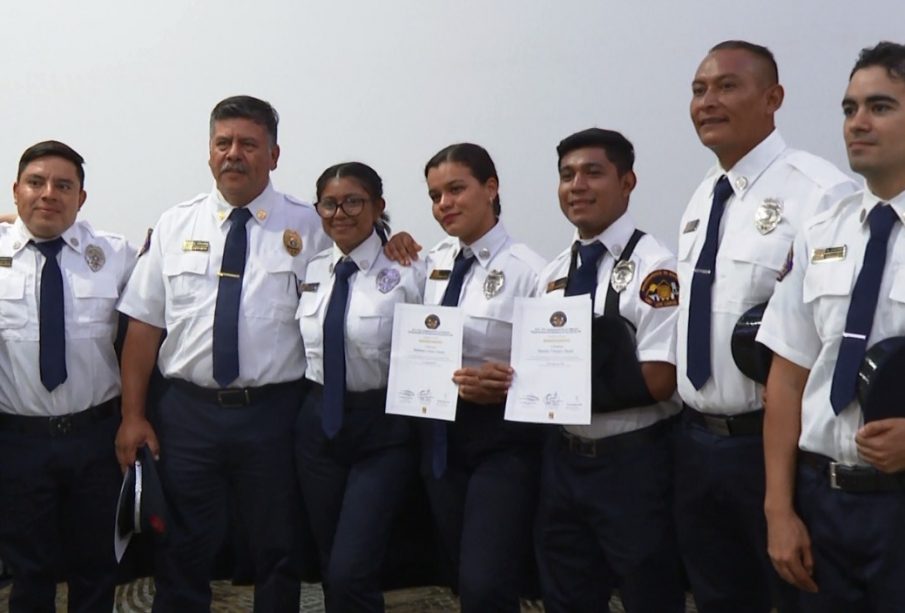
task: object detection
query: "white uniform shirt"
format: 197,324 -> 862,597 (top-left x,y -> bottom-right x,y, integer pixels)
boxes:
424,221 -> 546,368
677,130 -> 857,415
298,230 -> 425,392
118,182 -> 330,388
539,213 -> 681,438
758,189 -> 905,466
0,219 -> 135,416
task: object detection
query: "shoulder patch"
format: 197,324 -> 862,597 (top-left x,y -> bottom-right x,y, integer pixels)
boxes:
139,228 -> 153,257
640,269 -> 679,308
777,246 -> 793,281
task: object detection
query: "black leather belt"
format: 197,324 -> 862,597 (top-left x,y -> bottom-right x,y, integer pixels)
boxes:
307,382 -> 387,410
169,378 -> 303,408
0,398 -> 118,437
683,404 -> 763,436
559,416 -> 675,459
799,450 -> 904,493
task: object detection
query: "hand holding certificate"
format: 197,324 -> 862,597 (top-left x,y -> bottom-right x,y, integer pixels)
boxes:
504,296 -> 592,425
386,304 -> 463,421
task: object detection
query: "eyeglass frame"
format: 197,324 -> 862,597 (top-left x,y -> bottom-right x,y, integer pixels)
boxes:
314,195 -> 371,218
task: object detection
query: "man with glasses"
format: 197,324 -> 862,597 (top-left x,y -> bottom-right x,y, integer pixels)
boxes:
115,95 -> 331,612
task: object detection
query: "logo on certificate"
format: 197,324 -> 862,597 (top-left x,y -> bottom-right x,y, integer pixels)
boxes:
549,311 -> 567,327
424,314 -> 441,330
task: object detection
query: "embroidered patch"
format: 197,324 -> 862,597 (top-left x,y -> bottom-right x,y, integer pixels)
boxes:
376,268 -> 401,293
777,247 -> 794,281
640,269 -> 679,308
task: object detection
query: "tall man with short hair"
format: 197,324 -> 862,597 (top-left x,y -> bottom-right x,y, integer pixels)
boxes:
0,140 -> 135,612
115,95 -> 331,612
759,40 -> 905,612
674,41 -> 857,612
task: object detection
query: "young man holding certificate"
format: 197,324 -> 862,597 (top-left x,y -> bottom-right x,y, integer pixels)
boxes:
532,128 -> 685,612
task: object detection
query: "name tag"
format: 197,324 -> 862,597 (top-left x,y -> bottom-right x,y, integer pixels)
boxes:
430,269 -> 451,280
299,282 -> 319,292
811,246 -> 847,263
546,277 -> 567,293
682,219 -> 700,233
182,240 -> 210,253
0,257 -> 12,268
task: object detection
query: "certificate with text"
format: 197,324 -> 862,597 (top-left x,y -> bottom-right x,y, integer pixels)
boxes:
385,303 -> 463,421
504,296 -> 592,425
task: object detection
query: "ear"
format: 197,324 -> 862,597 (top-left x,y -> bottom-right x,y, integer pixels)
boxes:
374,197 -> 386,215
484,176 -> 499,203
765,83 -> 784,114
78,189 -> 87,210
621,170 -> 637,198
270,144 -> 281,171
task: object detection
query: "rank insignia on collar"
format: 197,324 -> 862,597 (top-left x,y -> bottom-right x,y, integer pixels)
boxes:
430,269 -> 451,280
484,269 -> 505,299
376,268 -> 401,293
182,240 -> 210,252
283,229 -> 302,257
546,277 -> 567,293
85,245 -> 105,272
640,269 -> 679,308
610,260 -> 635,293
683,219 -> 700,234
755,198 -> 783,235
811,246 -> 847,263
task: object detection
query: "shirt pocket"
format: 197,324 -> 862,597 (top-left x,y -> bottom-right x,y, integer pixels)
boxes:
253,252 -> 300,321
803,259 -> 855,341
299,288 -> 329,360
466,298 -> 514,361
351,297 -> 396,358
69,273 -> 119,331
676,229 -> 699,295
889,266 -> 905,305
718,233 -> 793,309
0,271 -> 28,329
162,252 -> 210,316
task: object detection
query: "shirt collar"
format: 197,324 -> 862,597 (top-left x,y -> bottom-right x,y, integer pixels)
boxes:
572,212 -> 635,259
330,230 -> 382,275
461,220 -> 507,268
858,187 -> 905,226
210,180 -> 276,228
12,218 -> 84,255
719,130 -> 786,199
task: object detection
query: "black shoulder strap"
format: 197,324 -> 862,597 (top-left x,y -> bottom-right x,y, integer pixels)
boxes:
603,229 -> 646,318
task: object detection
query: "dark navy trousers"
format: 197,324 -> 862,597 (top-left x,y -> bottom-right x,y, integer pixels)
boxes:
674,414 -> 800,613
795,462 -> 905,613
536,421 -> 685,613
295,385 -> 415,613
0,412 -> 120,613
152,381 -> 305,613
422,400 -> 542,613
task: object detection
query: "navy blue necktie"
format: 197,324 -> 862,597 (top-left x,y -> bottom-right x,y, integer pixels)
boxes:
687,175 -> 734,390
565,241 -> 607,307
212,207 -> 252,387
830,204 -> 898,414
35,238 -> 67,391
322,258 -> 359,438
432,250 -> 476,478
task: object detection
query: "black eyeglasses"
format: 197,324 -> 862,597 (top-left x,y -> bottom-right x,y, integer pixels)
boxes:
315,196 -> 369,218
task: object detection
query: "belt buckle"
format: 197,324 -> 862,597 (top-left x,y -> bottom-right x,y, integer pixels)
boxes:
572,436 -> 598,458
217,389 -> 250,408
49,415 -> 72,437
704,414 -> 731,437
829,462 -> 840,490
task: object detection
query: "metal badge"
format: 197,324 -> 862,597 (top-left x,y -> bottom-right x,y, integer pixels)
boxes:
70,238 -> 79,247
256,209 -> 268,221
483,269 -> 505,299
755,198 -> 783,235
182,240 -> 210,252
283,230 -> 302,257
376,268 -> 401,293
610,260 -> 636,293
478,247 -> 490,259
85,245 -> 106,272
683,219 -> 700,234
735,176 -> 748,190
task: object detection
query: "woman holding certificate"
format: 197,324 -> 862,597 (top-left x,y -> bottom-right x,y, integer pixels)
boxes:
295,162 -> 425,612
421,143 -> 547,612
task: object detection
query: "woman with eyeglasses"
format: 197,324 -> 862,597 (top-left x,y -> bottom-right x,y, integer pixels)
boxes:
294,162 -> 424,612
420,143 -> 547,612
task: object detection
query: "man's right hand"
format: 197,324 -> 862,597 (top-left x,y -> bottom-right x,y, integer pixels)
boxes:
766,509 -> 818,593
115,417 -> 160,472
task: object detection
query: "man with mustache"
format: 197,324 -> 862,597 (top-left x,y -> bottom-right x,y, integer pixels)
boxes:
115,95 -> 331,612
0,140 -> 135,612
759,40 -> 905,612
674,41 -> 856,612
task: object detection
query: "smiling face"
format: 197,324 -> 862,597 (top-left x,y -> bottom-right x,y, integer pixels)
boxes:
13,156 -> 86,238
427,161 -> 498,245
558,146 -> 634,238
690,48 -> 783,169
843,65 -> 905,199
208,117 -> 279,207
317,176 -> 384,254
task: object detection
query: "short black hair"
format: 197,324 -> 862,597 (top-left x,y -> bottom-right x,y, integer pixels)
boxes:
710,40 -> 779,85
209,95 -> 279,145
18,140 -> 86,188
850,41 -> 905,81
556,128 -> 635,176
316,161 -> 391,239
424,143 -> 501,217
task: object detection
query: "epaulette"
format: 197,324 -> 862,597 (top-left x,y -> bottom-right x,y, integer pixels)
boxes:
805,192 -> 861,232
175,193 -> 208,208
285,194 -> 314,208
785,151 -> 853,190
509,243 -> 547,273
